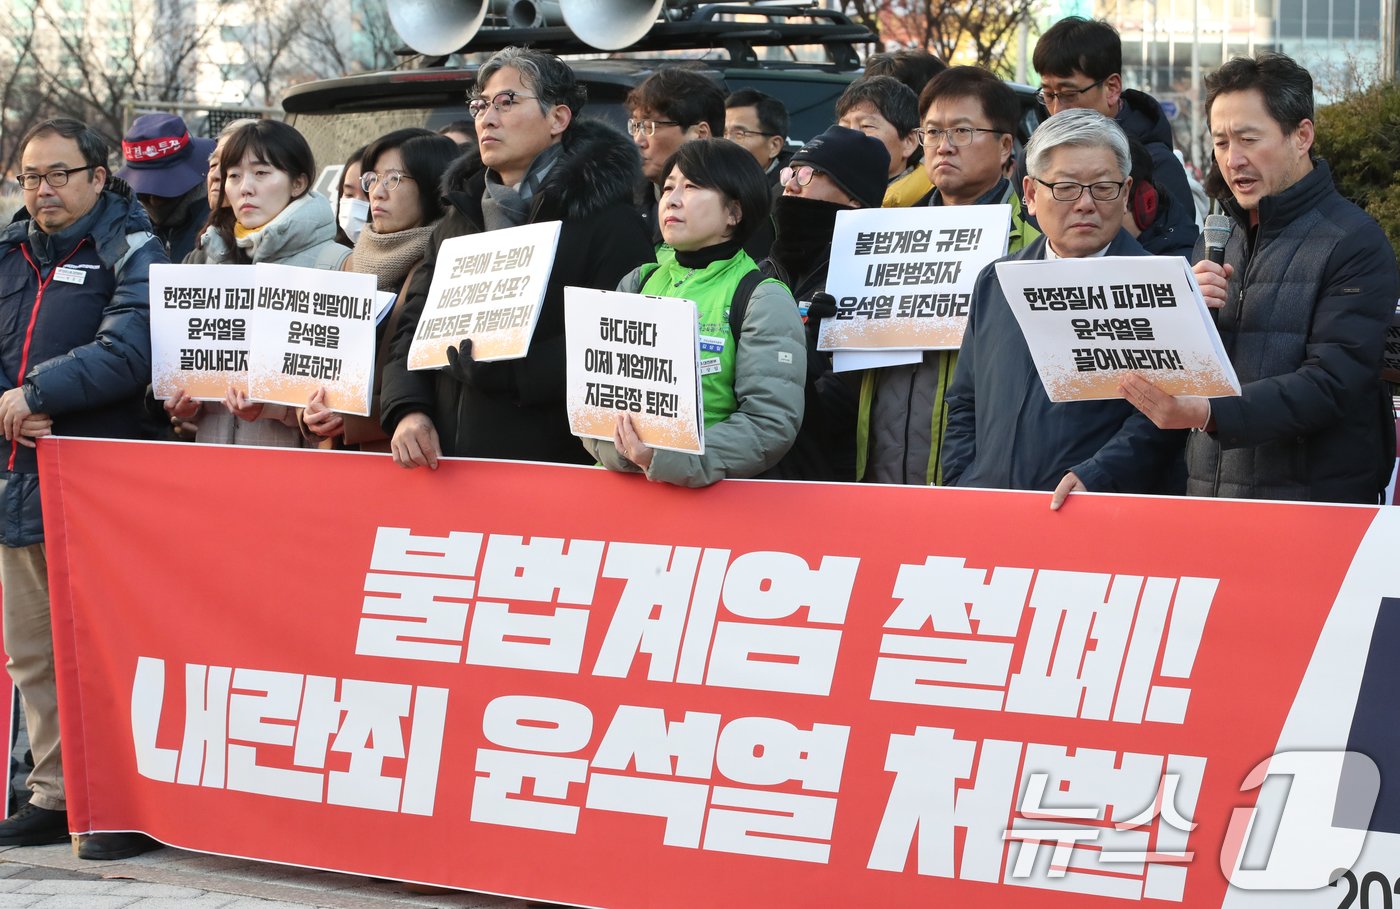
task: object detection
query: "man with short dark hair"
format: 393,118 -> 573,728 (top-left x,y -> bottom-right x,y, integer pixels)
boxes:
626,66 -> 726,242
860,66 -> 1039,486
835,75 -> 920,191
943,109 -> 1183,508
0,118 -> 163,859
1120,53 -> 1399,503
863,49 -> 949,207
1028,16 -> 1198,256
381,47 -> 652,470
724,88 -> 790,181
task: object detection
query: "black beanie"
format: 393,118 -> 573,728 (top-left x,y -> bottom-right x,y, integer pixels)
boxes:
790,125 -> 891,209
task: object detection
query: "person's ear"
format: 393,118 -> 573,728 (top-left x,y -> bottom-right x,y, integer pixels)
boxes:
548,103 -> 572,137
1293,118 -> 1315,158
1023,174 -> 1038,217
290,173 -> 310,198
998,133 -> 1013,167
690,122 -> 712,140
1103,73 -> 1124,111
765,133 -> 784,162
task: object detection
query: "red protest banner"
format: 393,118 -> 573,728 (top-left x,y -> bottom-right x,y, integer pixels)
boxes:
38,438 -> 1400,906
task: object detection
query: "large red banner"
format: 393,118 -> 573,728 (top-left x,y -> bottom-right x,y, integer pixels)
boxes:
38,439 -> 1400,907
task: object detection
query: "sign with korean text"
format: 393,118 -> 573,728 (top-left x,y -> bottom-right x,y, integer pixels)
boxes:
408,221 -> 561,370
564,287 -> 703,455
40,438 -> 1400,908
247,263 -> 377,416
817,205 -> 1011,352
149,263 -> 256,400
1382,302 -> 1400,384
997,255 -> 1241,402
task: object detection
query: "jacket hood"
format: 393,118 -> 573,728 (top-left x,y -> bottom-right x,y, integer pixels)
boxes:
1118,89 -> 1175,149
201,191 -> 338,263
440,118 -> 642,224
0,183 -> 153,267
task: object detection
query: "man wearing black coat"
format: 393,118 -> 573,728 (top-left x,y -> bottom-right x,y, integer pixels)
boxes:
1120,53 -> 1399,503
380,47 -> 653,468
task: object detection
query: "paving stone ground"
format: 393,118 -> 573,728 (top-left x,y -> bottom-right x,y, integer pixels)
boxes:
0,842 -> 534,909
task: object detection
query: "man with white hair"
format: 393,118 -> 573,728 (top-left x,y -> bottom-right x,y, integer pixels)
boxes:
942,108 -> 1185,509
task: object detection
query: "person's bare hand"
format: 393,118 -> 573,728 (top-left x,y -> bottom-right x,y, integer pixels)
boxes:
390,412 -> 441,470
304,387 -> 344,438
613,413 -> 654,470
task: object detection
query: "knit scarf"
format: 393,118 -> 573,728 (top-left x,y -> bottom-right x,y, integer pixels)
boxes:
349,223 -> 436,291
481,142 -> 563,232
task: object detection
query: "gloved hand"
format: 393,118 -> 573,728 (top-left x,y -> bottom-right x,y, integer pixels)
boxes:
444,338 -> 512,392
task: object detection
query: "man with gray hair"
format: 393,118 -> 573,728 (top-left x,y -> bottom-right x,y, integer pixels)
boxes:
381,47 -> 652,469
942,108 -> 1185,508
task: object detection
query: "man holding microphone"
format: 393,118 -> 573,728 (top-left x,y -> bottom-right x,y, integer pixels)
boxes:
1120,52 -> 1398,504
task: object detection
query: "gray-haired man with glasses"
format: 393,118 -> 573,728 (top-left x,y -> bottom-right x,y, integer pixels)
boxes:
379,46 -> 652,470
942,108 -> 1185,509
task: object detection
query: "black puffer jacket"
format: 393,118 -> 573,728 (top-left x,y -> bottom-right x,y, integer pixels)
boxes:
1186,160 -> 1400,503
1115,89 -> 1199,258
380,119 -> 653,463
0,187 -> 164,545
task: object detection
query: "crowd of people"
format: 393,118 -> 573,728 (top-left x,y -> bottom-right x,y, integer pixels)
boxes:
0,14 -> 1395,863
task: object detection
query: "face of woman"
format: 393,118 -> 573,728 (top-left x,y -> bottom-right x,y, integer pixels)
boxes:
223,150 -> 307,230
658,165 -> 737,252
365,148 -> 424,234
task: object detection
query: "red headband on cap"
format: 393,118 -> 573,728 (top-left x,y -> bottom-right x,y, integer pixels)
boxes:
122,132 -> 190,162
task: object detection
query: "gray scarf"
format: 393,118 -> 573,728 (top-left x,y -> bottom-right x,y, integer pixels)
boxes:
480,142 -> 564,232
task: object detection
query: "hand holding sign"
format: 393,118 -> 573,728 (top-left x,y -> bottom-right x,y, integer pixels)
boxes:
304,387 -> 344,439
614,413 -> 655,469
1119,372 -> 1212,430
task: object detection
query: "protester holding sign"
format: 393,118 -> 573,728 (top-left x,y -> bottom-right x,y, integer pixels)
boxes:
942,109 -> 1185,509
164,120 -> 349,446
584,140 -> 806,486
380,47 -> 652,470
1120,53 -> 1399,503
858,67 -> 1040,487
302,128 -> 459,450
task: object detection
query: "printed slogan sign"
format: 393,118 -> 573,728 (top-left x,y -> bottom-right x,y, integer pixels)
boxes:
39,439 -> 1400,909
565,287 -> 703,455
1383,302 -> 1400,384
817,205 -> 1011,352
150,264 -> 376,413
247,263 -> 377,416
408,221 -> 561,370
149,264 -> 256,400
996,256 -> 1241,402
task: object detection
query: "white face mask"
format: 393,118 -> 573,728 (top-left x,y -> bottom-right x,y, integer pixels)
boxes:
338,197 -> 369,242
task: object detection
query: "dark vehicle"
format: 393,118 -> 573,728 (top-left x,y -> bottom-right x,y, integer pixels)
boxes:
281,0 -> 1041,195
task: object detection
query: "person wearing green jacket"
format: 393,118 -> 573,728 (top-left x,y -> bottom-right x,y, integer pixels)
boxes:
585,139 -> 806,486
858,66 -> 1040,485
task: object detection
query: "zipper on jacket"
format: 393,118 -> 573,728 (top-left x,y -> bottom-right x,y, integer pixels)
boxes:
11,239 -> 88,470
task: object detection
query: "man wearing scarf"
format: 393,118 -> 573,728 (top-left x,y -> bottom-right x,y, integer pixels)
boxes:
380,47 -> 652,468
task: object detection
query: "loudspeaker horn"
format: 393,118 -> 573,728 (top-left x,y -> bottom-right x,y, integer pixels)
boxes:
559,0 -> 665,50
389,0 -> 488,56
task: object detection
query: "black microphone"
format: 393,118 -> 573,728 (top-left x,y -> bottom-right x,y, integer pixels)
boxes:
1202,213 -> 1232,266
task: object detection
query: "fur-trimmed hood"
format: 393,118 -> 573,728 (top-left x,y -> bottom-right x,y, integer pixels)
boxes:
440,118 -> 642,224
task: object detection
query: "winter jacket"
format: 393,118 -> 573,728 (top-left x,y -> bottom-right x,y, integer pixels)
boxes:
380,120 -> 654,464
583,246 -> 806,486
942,231 -> 1186,493
857,181 -> 1040,485
193,191 -> 349,446
149,184 -> 211,263
0,189 -> 164,546
1186,160 -> 1400,503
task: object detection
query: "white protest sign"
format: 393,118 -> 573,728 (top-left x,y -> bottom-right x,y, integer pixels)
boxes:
149,263 -> 256,401
408,220 -> 561,370
817,205 -> 1011,352
564,286 -> 703,455
1382,301 -> 1400,384
246,263 -> 377,416
996,255 -> 1241,402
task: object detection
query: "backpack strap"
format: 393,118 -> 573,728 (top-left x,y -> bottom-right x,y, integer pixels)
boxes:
726,264 -> 770,339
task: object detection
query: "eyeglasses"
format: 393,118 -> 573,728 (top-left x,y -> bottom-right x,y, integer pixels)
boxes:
1035,78 -> 1107,107
1032,176 -> 1127,202
627,118 -> 681,138
912,126 -> 1006,148
467,90 -> 538,119
723,126 -> 779,142
16,165 -> 96,190
779,165 -> 817,188
360,170 -> 414,193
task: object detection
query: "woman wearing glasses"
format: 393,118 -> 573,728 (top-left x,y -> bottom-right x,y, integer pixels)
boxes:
584,139 -> 806,486
301,128 -> 459,450
164,119 -> 349,446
